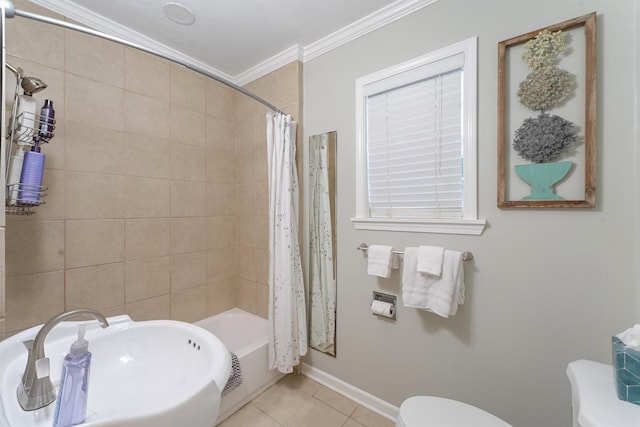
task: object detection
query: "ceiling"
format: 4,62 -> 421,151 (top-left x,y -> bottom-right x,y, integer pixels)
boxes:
27,0 -> 437,84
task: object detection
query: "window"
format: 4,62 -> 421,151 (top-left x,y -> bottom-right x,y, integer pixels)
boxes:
352,37 -> 485,235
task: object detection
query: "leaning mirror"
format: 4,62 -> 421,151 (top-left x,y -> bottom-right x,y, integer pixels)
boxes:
308,131 -> 337,356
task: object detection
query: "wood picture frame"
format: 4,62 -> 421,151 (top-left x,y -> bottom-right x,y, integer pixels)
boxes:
497,13 -> 596,208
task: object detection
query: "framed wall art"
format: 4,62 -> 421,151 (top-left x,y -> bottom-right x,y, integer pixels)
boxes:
497,13 -> 596,208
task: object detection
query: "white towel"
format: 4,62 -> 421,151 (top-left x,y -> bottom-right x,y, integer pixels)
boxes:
367,245 -> 399,278
402,247 -> 465,318
417,245 -> 445,277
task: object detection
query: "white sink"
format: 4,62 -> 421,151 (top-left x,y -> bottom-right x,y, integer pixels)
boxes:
0,315 -> 231,427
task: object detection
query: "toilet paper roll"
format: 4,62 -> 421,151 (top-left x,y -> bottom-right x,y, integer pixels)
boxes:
371,300 -> 394,318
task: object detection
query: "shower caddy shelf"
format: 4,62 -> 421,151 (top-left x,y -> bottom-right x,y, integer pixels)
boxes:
4,110 -> 54,216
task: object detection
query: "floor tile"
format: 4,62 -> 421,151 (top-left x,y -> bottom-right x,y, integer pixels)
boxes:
220,374 -> 397,427
218,403 -> 279,427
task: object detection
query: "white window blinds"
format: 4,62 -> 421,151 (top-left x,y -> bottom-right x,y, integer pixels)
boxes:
364,56 -> 464,219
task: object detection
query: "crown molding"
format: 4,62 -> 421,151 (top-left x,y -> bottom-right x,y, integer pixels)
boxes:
26,0 -> 439,85
302,0 -> 440,62
235,44 -> 304,87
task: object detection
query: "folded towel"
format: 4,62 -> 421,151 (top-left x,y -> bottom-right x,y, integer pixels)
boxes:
402,247 -> 465,318
367,245 -> 399,278
417,245 -> 445,277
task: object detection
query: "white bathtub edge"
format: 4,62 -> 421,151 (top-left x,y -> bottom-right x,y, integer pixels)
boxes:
301,363 -> 399,422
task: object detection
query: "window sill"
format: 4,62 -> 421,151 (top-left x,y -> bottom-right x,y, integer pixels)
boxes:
350,217 -> 486,235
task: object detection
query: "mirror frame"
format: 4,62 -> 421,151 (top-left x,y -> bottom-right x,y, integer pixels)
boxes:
308,131 -> 337,356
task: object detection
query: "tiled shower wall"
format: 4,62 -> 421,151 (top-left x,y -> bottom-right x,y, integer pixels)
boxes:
2,0 -> 302,337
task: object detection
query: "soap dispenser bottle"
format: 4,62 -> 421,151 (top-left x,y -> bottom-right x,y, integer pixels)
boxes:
53,325 -> 92,427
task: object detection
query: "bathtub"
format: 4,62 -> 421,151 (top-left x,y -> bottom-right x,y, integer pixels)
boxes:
195,308 -> 285,424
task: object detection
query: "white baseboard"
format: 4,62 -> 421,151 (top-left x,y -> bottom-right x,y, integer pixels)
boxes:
301,363 -> 399,421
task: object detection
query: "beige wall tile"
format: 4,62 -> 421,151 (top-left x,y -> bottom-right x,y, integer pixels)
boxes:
206,80 -> 236,120
171,181 -> 206,217
255,215 -> 269,250
237,279 -> 257,316
207,148 -> 236,184
236,247 -> 256,281
66,171 -> 125,219
125,295 -> 170,321
125,176 -> 171,218
171,65 -> 206,113
256,283 -> 269,319
255,249 -> 269,285
235,120 -> 256,155
236,151 -> 255,184
171,252 -> 206,292
206,116 -> 235,152
124,134 -> 171,179
172,144 -> 206,181
206,216 -> 236,250
206,279 -> 237,316
125,256 -> 171,303
66,74 -> 125,131
171,217 -> 206,254
171,286 -> 206,322
66,263 -> 125,310
247,71 -> 278,106
170,107 -> 206,146
238,216 -> 256,248
65,30 -> 124,87
6,220 -> 65,276
237,183 -> 256,214
207,248 -> 236,283
277,61 -> 302,107
6,271 -> 65,332
125,218 -> 170,260
125,48 -> 170,102
6,5 -> 65,70
255,179 -> 269,217
124,92 -> 171,139
65,122 -> 126,174
207,184 -> 236,216
66,219 -> 124,268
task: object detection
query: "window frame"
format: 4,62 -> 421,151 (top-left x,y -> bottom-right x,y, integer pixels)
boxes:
352,36 -> 485,235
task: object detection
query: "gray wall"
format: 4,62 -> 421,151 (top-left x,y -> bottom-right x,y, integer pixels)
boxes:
303,1 -> 639,426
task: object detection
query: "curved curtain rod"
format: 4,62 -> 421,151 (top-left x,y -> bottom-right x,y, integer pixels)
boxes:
3,2 -> 283,114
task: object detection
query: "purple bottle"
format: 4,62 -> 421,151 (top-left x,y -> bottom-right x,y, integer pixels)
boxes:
53,326 -> 92,427
18,139 -> 45,205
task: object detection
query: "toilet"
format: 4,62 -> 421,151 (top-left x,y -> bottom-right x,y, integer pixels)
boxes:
397,396 -> 511,427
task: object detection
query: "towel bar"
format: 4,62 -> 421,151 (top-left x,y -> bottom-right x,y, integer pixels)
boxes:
357,243 -> 474,261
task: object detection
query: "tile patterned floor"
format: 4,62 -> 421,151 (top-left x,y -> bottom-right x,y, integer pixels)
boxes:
219,374 -> 396,427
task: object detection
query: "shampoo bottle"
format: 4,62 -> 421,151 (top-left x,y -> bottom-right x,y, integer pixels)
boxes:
53,325 -> 92,427
18,138 -> 45,205
38,99 -> 55,139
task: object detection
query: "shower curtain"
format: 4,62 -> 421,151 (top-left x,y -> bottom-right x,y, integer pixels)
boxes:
266,112 -> 307,373
309,134 -> 336,352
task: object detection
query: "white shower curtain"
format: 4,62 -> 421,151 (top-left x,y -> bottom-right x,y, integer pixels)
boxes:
309,134 -> 336,352
266,112 -> 307,373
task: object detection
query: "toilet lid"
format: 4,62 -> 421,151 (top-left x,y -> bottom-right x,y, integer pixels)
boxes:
398,396 -> 511,427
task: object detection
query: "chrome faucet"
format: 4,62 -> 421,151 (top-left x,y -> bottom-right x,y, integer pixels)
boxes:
17,308 -> 109,411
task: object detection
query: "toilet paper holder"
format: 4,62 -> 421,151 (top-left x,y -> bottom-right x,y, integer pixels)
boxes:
372,291 -> 397,320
